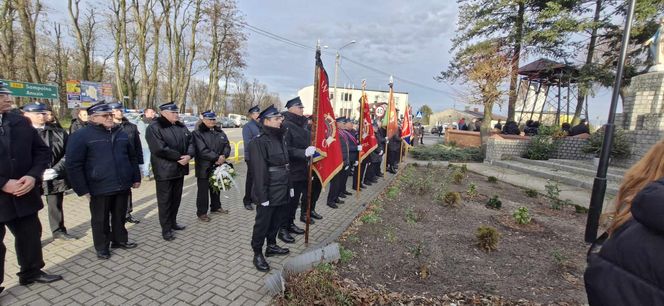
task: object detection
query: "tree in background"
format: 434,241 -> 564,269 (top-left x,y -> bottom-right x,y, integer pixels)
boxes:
440,40 -> 511,157
448,0 -> 578,122
417,104 -> 433,125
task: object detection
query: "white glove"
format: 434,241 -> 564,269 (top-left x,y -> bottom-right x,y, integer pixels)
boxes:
42,169 -> 58,181
379,150 -> 384,155
261,201 -> 269,207
344,166 -> 349,170
353,161 -> 358,166
304,146 -> 316,157
357,145 -> 363,151
385,140 -> 389,144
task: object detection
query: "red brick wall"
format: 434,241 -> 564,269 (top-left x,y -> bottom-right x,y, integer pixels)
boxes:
445,129 -> 482,147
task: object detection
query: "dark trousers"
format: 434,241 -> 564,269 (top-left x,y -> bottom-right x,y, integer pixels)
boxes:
284,180 -> 305,228
0,213 -> 45,285
327,171 -> 341,204
353,160 -> 370,188
196,178 -> 221,216
301,176 -> 321,217
251,204 -> 286,253
365,161 -> 377,182
387,149 -> 400,167
125,190 -> 134,218
420,134 -> 424,144
339,167 -> 350,195
243,160 -> 253,206
89,191 -> 129,251
156,178 -> 184,234
45,193 -> 66,233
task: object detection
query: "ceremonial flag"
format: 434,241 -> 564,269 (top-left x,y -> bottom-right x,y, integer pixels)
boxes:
359,90 -> 378,161
401,105 -> 413,146
385,76 -> 399,139
311,50 -> 343,187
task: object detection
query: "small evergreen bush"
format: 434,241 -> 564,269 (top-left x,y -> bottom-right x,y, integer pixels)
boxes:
476,226 -> 500,252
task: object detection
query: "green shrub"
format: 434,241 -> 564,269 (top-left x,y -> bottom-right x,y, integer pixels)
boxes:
360,212 -> 380,224
524,188 -> 538,197
545,180 -> 570,210
466,183 -> 479,198
386,186 -> 399,200
575,205 -> 589,214
583,127 -> 631,159
486,195 -> 502,210
512,207 -> 532,225
339,246 -> 355,264
452,170 -> 464,184
442,191 -> 462,207
487,176 -> 498,183
476,226 -> 500,252
405,207 -> 419,224
524,134 -> 557,160
410,144 -> 483,162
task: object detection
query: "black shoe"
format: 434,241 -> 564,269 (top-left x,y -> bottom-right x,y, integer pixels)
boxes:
163,231 -> 175,241
253,253 -> 270,272
343,191 -> 352,196
265,244 -> 290,257
244,203 -> 254,210
53,231 -> 78,241
376,173 -> 384,177
327,202 -> 338,209
311,211 -> 323,220
300,215 -> 315,224
278,229 -> 295,243
0,286 -> 4,294
111,241 -> 138,249
96,249 -> 111,260
19,272 -> 63,285
339,194 -> 347,199
172,224 -> 186,231
335,199 -> 345,204
126,215 -> 140,224
288,223 -> 305,235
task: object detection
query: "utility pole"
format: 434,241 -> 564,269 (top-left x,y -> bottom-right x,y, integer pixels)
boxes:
333,40 -> 356,113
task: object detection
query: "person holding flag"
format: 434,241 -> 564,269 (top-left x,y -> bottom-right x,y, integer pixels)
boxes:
384,77 -> 401,173
356,89 -> 379,187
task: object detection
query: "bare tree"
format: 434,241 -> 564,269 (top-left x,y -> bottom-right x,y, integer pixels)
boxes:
230,78 -> 280,114
203,0 -> 244,113
15,0 -> 42,83
161,0 -> 202,110
131,0 -> 162,109
0,1 -> 17,79
68,0 -> 97,81
52,22 -> 69,116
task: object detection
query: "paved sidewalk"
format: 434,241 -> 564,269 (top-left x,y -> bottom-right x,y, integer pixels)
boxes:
0,162 -> 396,305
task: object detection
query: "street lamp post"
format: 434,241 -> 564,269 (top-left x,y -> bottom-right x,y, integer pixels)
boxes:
333,40 -> 356,115
585,0 -> 636,243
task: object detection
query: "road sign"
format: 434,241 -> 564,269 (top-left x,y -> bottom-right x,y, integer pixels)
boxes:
416,111 -> 423,119
0,79 -> 59,99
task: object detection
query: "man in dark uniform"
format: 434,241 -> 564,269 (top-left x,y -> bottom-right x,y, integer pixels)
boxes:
66,102 -> 141,259
146,102 -> 194,241
280,97 -> 317,243
326,117 -> 350,208
22,103 -> 77,241
109,102 -> 144,224
386,128 -> 402,174
346,119 -> 364,191
192,111 -> 231,222
241,105 -> 261,211
0,84 -> 62,290
248,105 -> 290,272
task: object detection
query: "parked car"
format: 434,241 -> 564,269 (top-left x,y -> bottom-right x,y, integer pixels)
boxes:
181,115 -> 199,131
227,113 -> 247,127
218,117 -> 235,128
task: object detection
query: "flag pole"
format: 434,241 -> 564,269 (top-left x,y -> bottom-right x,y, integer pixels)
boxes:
305,42 -> 322,245
356,80 -> 366,198
383,76 -> 393,174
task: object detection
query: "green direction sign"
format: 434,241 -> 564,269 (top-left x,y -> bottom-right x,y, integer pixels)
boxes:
0,79 -> 59,99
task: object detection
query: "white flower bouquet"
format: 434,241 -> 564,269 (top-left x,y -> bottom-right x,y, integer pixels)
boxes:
209,163 -> 238,194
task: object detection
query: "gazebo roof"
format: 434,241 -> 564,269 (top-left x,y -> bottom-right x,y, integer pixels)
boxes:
518,58 -> 579,83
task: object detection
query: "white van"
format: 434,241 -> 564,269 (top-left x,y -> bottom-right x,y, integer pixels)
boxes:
228,113 -> 247,127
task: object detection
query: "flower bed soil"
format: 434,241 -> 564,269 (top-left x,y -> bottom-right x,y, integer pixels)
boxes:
337,164 -> 590,304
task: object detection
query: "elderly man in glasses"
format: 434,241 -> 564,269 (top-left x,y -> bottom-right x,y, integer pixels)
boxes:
0,83 -> 62,291
66,102 -> 141,260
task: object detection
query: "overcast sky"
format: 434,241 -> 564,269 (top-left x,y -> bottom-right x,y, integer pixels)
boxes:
42,0 -> 615,123
237,0 -> 615,123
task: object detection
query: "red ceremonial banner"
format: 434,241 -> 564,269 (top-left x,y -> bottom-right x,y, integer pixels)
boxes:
386,80 -> 399,139
312,51 -> 343,187
359,92 -> 378,161
401,105 -> 413,146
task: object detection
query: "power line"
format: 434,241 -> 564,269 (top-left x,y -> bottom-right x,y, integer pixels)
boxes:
241,22 -> 457,97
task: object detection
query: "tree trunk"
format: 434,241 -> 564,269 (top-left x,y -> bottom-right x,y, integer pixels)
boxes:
507,1 -> 525,122
147,13 -> 162,109
480,101 -> 494,158
178,0 -> 202,113
16,0 -> 42,83
53,22 -> 68,117
132,0 -> 153,109
0,1 -> 17,80
573,0 -> 602,125
67,0 -> 90,81
119,0 -> 134,108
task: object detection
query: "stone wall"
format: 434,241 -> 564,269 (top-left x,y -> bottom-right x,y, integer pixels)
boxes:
485,136 -> 593,161
445,129 -> 482,148
622,130 -> 664,165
